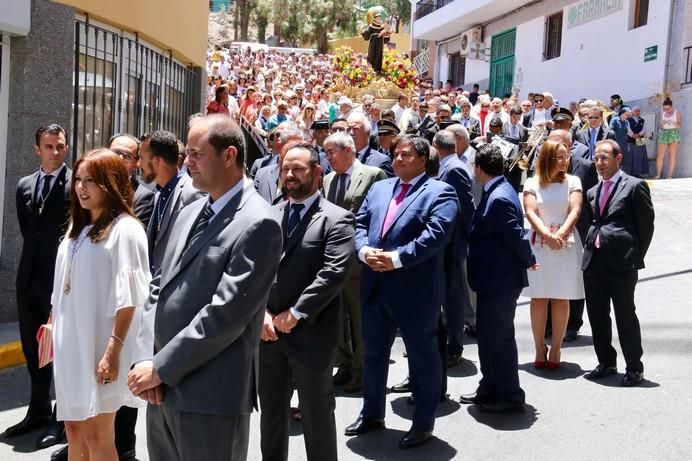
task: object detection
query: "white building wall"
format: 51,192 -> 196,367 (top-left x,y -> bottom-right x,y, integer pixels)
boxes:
514,0 -> 672,104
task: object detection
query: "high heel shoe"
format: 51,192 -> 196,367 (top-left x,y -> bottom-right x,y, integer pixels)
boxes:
546,350 -> 561,369
534,345 -> 548,369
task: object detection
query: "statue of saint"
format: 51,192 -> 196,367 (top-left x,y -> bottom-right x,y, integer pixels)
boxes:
362,7 -> 391,74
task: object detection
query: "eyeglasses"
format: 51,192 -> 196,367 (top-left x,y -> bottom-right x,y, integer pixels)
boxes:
330,127 -> 348,133
593,155 -> 615,162
325,147 -> 347,156
534,99 -> 544,103
112,149 -> 138,162
587,116 -> 601,120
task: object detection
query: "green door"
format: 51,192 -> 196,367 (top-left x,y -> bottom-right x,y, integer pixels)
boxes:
489,28 -> 516,97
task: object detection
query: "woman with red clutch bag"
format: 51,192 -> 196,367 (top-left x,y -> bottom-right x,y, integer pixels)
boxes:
51,149 -> 150,460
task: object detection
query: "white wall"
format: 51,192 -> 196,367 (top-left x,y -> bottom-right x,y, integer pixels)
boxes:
514,0 -> 672,104
0,0 -> 30,36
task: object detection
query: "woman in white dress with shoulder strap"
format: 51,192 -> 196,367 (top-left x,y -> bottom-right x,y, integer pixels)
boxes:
52,149 -> 150,460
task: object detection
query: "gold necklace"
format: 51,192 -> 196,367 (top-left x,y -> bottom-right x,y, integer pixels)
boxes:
63,226 -> 92,295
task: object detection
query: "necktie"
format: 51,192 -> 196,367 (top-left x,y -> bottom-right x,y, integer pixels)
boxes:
595,180 -> 613,249
182,202 -> 215,255
335,173 -> 348,207
287,203 -> 305,236
589,129 -> 597,158
381,183 -> 411,236
37,175 -> 52,214
512,124 -> 518,138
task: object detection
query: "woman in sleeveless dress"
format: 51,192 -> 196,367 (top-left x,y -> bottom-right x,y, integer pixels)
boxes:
52,149 -> 150,460
655,97 -> 682,179
522,141 -> 585,369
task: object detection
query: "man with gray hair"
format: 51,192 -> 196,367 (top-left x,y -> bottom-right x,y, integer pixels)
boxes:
254,125 -> 304,204
346,112 -> 393,177
323,131 -> 387,393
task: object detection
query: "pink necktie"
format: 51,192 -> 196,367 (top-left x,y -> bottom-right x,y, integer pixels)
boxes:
595,180 -> 613,249
381,183 -> 411,236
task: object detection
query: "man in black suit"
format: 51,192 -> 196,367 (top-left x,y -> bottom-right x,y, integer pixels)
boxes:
574,107 -> 616,160
254,125 -> 304,204
259,143 -> 355,461
109,134 -> 155,228
582,139 -> 654,387
6,125 -> 70,448
140,130 -> 204,272
347,112 -> 394,177
503,106 -> 528,143
546,128 -> 598,341
460,144 -> 536,413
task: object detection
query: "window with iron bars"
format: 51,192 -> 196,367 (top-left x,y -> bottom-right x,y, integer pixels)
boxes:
72,19 -> 202,161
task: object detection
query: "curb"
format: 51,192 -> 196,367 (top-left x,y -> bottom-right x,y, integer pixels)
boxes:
0,341 -> 25,370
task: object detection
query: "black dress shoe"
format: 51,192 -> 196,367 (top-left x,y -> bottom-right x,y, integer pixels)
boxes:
3,415 -> 51,437
390,377 -> 411,393
479,401 -> 525,413
584,364 -> 617,381
344,416 -> 385,436
447,352 -> 463,368
464,323 -> 477,338
37,422 -> 66,449
621,370 -> 644,387
563,329 -> 579,342
399,428 -> 432,449
51,445 -> 68,461
333,367 -> 352,386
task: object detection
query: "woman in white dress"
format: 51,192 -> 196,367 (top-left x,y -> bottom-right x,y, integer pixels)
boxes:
522,140 -> 584,369
51,149 -> 150,460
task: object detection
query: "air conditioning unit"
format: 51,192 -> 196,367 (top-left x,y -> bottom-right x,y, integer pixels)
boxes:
460,27 -> 482,57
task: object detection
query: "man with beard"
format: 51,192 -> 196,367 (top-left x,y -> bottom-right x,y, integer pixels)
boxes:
254,125 -> 304,204
259,143 -> 355,461
140,131 -> 204,272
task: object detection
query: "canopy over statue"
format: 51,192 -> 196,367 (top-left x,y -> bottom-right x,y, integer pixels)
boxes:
362,6 -> 391,73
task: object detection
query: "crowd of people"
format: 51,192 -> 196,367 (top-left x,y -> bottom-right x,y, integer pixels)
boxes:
1,44 -> 667,461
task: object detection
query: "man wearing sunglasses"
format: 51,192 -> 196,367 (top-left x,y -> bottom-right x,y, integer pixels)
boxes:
574,108 -> 616,160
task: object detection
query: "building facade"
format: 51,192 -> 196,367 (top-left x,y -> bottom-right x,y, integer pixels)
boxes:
411,0 -> 691,176
0,0 -> 208,321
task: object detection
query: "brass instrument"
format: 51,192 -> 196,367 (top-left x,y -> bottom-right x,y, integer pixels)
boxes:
579,100 -> 615,131
508,125 -> 547,171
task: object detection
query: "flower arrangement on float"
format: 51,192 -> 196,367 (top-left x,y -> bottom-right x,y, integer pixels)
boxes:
381,49 -> 419,90
332,47 -> 376,88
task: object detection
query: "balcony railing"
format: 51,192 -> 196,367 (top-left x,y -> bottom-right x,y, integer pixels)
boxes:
684,46 -> 692,86
415,0 -> 455,20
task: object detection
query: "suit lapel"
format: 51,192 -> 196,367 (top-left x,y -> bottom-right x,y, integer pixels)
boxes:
344,163 -> 364,210
38,166 -> 69,215
282,197 -> 322,258
156,177 -> 186,243
601,174 -> 626,217
381,177 -> 429,238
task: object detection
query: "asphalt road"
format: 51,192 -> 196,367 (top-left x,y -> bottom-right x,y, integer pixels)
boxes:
1,178 -> 691,461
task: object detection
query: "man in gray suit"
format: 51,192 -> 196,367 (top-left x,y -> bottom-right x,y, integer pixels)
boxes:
322,132 -> 386,393
259,143 -> 355,461
128,115 -> 283,461
140,130 -> 204,272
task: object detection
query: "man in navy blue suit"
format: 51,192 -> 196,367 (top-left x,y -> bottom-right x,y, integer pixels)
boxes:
345,135 -> 458,449
460,143 -> 536,413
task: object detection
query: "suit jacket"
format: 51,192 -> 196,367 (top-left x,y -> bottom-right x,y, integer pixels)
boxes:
323,161 -> 386,216
254,163 -> 282,204
146,174 -> 205,272
437,156 -> 475,248
358,146 -> 394,178
355,176 -> 459,309
134,182 -> 155,228
16,166 -> 71,292
267,197 -> 355,370
568,155 -> 598,242
575,127 -> 617,158
136,182 -> 283,415
468,177 -> 535,294
249,153 -> 278,178
571,141 -> 590,160
502,122 -> 528,143
522,109 -> 550,128
581,172 -> 654,272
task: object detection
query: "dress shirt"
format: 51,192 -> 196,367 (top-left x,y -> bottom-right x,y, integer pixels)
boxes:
439,154 -> 456,172
358,171 -> 427,269
333,163 -> 355,198
483,175 -> 503,193
208,176 -> 245,221
153,170 -> 183,230
37,164 -> 66,197
532,109 -> 549,125
459,147 -> 475,165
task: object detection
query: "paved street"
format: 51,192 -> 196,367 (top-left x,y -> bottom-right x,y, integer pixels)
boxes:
1,178 -> 691,461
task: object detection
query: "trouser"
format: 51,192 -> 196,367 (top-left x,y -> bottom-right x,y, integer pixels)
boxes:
335,269 -> 363,375
114,406 -> 138,454
584,263 -> 643,372
259,341 -> 337,461
147,405 -> 250,461
16,287 -> 53,418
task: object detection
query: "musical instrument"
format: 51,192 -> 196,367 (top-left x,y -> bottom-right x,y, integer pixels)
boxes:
508,125 -> 547,171
579,100 -> 615,131
490,137 -> 518,161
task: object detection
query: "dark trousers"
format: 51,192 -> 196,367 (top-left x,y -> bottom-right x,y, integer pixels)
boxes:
16,288 -> 53,418
476,289 -> 525,405
147,405 -> 249,461
259,341 -> 337,461
584,263 -> 643,372
443,258 -> 465,356
335,269 -> 364,374
362,299 -> 441,431
114,406 -> 138,454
